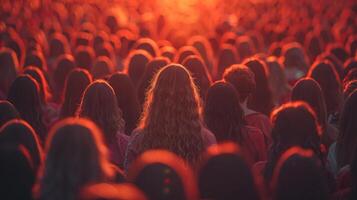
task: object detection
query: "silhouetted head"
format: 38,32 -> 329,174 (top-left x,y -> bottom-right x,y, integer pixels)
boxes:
236,35 -> 255,61
244,58 -> 274,116
343,80 -> 357,99
78,80 -> 124,143
128,150 -> 198,200
137,57 -> 170,105
125,50 -> 152,86
91,56 -> 115,80
271,147 -> 328,200
0,47 -> 19,95
24,66 -> 52,104
161,46 -> 176,61
75,45 -> 95,70
182,55 -> 212,100
49,33 -> 70,58
328,44 -> 349,64
204,81 -> 245,143
7,75 -> 46,140
24,51 -> 47,72
60,68 -> 92,118
139,64 -> 204,164
265,102 -> 322,182
133,38 -> 160,57
0,100 -> 19,127
281,42 -> 309,79
0,145 -> 35,200
174,46 -> 200,64
53,54 -> 76,99
304,32 -> 323,61
0,119 -> 43,171
307,60 -> 342,115
215,44 -> 238,80
38,118 -> 114,200
337,90 -> 357,169
199,143 -> 260,200
108,72 -> 141,135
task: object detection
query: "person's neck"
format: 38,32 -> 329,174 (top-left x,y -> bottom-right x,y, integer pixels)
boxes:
240,99 -> 257,116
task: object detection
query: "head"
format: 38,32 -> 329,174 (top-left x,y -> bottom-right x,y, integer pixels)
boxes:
78,80 -> 124,143
53,54 -> 76,99
343,80 -> 357,99
137,57 -> 170,105
7,75 -> 46,140
174,46 -> 200,64
24,66 -> 52,104
0,100 -> 20,127
235,35 -> 255,61
199,143 -> 260,200
128,150 -> 198,200
337,90 -> 357,169
265,102 -> 322,182
215,44 -> 238,80
60,68 -> 92,118
91,56 -> 115,80
125,50 -> 153,86
244,58 -> 274,115
0,145 -> 35,200
75,45 -> 95,70
281,42 -> 309,80
291,78 -> 327,130
133,38 -> 160,57
49,33 -> 70,58
24,51 -> 47,72
0,119 -> 43,172
223,64 -> 256,103
271,147 -> 328,200
307,60 -> 342,115
108,72 -> 141,135
266,56 -> 290,104
182,55 -> 212,100
139,64 -> 204,164
0,47 -> 19,94
204,81 -> 245,143
38,118 -> 114,200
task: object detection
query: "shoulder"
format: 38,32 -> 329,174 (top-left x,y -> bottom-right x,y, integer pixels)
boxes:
245,112 -> 270,122
201,127 -> 217,147
243,125 -> 264,136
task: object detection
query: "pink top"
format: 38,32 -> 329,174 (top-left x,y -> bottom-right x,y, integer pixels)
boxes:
245,112 -> 272,146
108,132 -> 129,169
124,127 -> 217,170
240,126 -> 267,167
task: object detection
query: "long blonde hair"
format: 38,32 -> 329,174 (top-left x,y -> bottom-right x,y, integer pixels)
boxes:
138,64 -> 204,164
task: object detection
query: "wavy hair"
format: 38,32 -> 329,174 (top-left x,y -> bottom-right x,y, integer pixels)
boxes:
138,64 -> 204,164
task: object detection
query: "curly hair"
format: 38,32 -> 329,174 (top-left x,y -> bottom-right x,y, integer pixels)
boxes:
138,64 -> 204,164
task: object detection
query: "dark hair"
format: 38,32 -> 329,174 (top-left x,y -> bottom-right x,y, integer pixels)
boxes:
336,90 -> 357,169
91,56 -> 115,80
328,44 -> 349,64
24,66 -> 52,104
244,58 -> 274,116
304,32 -> 323,61
0,119 -> 43,171
182,55 -> 212,100
174,46 -> 200,64
75,46 -> 95,70
187,35 -> 214,72
223,64 -> 256,102
264,102 -> 322,182
281,42 -> 309,72
343,68 -> 357,87
24,51 -> 47,72
60,69 -> 92,118
235,35 -> 255,61
0,145 -> 35,200
343,58 -> 357,77
343,80 -> 357,99
0,47 -> 19,95
307,60 -> 342,116
199,143 -> 260,200
215,44 -> 238,80
49,33 -> 70,58
133,38 -> 160,57
204,81 -> 245,143
0,100 -> 20,127
78,80 -> 125,143
108,72 -> 141,135
271,147 -> 328,200
125,50 -> 153,86
53,54 -> 76,101
137,57 -> 170,105
7,75 -> 46,141
38,118 -> 114,200
291,78 -> 330,144
128,150 -> 198,200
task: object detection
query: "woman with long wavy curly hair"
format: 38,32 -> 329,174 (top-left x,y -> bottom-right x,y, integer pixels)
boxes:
125,64 -> 216,169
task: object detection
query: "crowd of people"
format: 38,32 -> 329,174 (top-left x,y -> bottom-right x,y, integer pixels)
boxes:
0,0 -> 357,199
